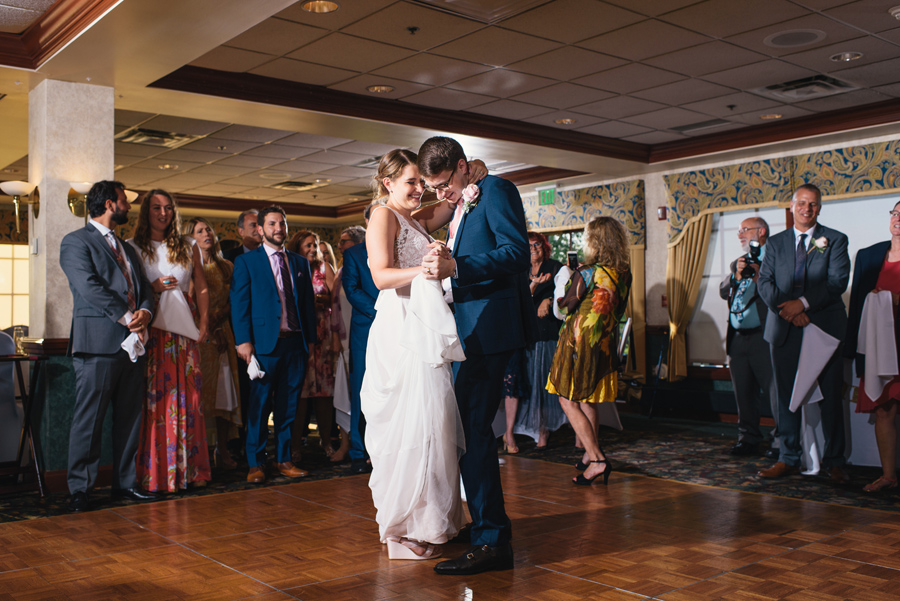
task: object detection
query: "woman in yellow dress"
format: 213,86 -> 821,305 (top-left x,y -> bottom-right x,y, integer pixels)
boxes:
547,216 -> 631,485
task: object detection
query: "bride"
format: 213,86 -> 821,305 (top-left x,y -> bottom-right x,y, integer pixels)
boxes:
362,149 -> 481,560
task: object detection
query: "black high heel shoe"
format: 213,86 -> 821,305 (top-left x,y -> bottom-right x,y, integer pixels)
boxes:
575,459 -> 587,471
573,459 -> 611,485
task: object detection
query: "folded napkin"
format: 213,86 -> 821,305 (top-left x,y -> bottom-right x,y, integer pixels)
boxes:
248,354 -> 266,380
120,332 -> 145,362
858,290 -> 899,400
789,323 -> 840,412
552,265 -> 573,321
152,288 -> 201,340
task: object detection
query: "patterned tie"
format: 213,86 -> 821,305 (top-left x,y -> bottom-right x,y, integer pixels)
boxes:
107,233 -> 136,312
732,277 -> 753,324
793,233 -> 807,294
274,251 -> 301,332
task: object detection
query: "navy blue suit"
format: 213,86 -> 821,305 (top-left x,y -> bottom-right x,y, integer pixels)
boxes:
450,175 -> 534,547
230,245 -> 316,467
341,241 -> 379,462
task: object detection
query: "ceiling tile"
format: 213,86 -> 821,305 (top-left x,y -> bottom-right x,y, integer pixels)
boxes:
114,110 -> 154,127
147,173 -> 223,186
624,130 -> 687,143
783,36 -> 900,74
793,88 -> 893,111
114,167 -> 173,185
0,6 -> 40,34
700,59 -> 816,90
662,0 -> 809,38
507,46 -> 627,81
577,20 -> 711,61
400,87 -> 496,110
446,69 -> 556,97
189,184 -> 255,194
824,0 -> 900,33
571,95 -> 668,118
466,99 -> 551,120
269,160 -> 339,173
575,120 -> 654,138
645,41 -> 767,77
215,155 -> 287,169
115,141 -> 164,158
138,116 -> 229,136
632,78 -> 735,105
327,74 -> 431,99
620,106 -> 716,129
277,133 -> 353,149
319,166 -> 377,178
208,125 -> 295,144
131,159 -> 203,172
114,155 -> 145,169
242,145 -> 319,159
182,138 -> 260,155
183,164 -> 257,177
275,0 -> 394,30
521,110 -> 606,129
154,148 -> 227,163
682,121 -> 747,136
342,3 -> 484,51
331,141 -> 402,156
189,47 -> 274,72
371,53 -> 492,86
792,0 -> 854,9
725,13 -> 862,57
603,0 -> 705,16
873,82 -> 900,97
727,103 -> 814,123
500,0 -> 644,44
681,92 -> 782,117
430,28 -> 562,67
575,63 -> 686,93
303,150 -> 373,166
226,18 -> 328,56
511,83 -> 615,109
249,57 -> 358,86
287,33 -> 413,72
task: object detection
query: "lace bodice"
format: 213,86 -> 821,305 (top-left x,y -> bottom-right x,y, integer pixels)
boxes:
374,205 -> 434,269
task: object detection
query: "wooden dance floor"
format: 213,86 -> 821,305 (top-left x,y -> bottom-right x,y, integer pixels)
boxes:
1,456 -> 899,600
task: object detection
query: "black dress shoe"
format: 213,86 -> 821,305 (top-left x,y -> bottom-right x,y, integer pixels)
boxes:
764,448 -> 779,459
111,488 -> 157,502
434,543 -> 513,575
349,460 -> 372,474
448,523 -> 472,544
730,441 -> 758,456
68,491 -> 89,513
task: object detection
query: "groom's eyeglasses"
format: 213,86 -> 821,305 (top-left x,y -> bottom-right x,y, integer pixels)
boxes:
890,210 -> 900,218
424,165 -> 457,194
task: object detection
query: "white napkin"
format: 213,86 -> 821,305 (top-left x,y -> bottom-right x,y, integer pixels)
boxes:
120,332 -> 145,362
402,275 -> 466,367
552,265 -> 573,321
789,323 -> 840,412
248,354 -> 266,380
152,289 -> 201,340
858,290 -> 899,400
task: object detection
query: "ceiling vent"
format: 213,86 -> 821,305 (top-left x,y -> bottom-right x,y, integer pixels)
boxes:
753,75 -> 857,102
115,127 -> 203,149
411,0 -> 551,24
353,155 -> 383,169
270,180 -> 330,192
670,118 -> 733,134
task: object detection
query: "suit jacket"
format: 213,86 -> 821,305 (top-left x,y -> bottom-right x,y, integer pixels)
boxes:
844,240 -> 893,374
60,224 -> 155,355
341,242 -> 378,337
230,245 -> 317,356
719,253 -> 769,355
450,175 -> 536,355
757,223 -> 850,347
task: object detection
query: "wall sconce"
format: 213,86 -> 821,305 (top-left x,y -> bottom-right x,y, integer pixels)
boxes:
0,181 -> 39,234
68,181 -> 93,220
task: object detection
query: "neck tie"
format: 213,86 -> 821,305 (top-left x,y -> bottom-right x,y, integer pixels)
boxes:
107,233 -> 136,312
733,277 -> 753,324
447,202 -> 465,251
793,233 -> 807,293
275,251 -> 301,332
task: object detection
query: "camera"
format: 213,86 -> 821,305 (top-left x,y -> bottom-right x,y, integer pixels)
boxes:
740,240 -> 761,279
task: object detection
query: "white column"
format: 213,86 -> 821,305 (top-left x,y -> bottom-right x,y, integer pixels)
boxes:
28,80 -> 114,338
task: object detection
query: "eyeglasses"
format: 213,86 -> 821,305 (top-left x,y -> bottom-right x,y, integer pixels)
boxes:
890,211 -> 900,218
338,237 -> 352,245
737,227 -> 761,234
529,242 -> 541,248
424,165 -> 457,194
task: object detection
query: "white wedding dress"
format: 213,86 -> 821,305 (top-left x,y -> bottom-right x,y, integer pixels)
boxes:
361,205 -> 466,544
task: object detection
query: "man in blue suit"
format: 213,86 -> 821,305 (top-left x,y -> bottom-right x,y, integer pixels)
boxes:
341,209 -> 378,475
231,206 -> 317,483
420,136 -> 534,575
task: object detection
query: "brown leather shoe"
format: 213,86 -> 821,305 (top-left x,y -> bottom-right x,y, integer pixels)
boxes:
758,462 -> 799,478
247,466 -> 266,483
275,462 -> 308,478
828,466 -> 850,484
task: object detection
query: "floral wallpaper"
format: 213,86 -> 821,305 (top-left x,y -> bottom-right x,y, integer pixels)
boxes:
793,139 -> 900,195
522,179 -> 645,246
0,209 -> 28,243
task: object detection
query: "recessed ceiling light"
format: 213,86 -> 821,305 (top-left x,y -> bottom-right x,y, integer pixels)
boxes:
302,1 -> 339,13
217,145 -> 228,151
890,6 -> 900,20
760,114 -> 783,120
158,163 -> 179,170
314,178 -> 331,184
554,118 -> 577,125
367,85 -> 394,93
830,51 -> 863,62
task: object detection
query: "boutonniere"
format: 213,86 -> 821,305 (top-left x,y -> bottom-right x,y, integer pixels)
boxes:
462,184 -> 480,214
807,236 -> 828,255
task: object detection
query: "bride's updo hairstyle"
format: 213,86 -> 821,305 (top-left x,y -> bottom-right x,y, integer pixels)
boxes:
371,149 -> 418,205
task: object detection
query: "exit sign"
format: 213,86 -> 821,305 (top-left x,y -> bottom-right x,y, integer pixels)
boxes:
538,187 -> 556,205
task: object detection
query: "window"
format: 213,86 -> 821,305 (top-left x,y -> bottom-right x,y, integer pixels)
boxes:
546,230 -> 584,264
0,244 -> 29,330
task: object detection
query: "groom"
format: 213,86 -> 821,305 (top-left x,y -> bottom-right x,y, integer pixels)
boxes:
420,136 -> 534,575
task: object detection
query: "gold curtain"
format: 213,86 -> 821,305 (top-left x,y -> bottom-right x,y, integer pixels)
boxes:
624,245 -> 646,382
665,213 -> 713,381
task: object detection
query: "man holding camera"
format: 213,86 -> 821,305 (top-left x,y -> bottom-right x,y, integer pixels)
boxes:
719,217 -> 778,456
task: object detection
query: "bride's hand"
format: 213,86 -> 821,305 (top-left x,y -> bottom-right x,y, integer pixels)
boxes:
426,241 -> 450,260
466,160 -> 487,184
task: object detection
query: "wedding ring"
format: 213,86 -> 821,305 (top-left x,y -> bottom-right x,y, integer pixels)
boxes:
424,267 -> 432,275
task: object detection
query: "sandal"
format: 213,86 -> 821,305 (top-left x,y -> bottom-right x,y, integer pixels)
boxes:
503,434 -> 519,454
386,537 -> 442,560
863,476 -> 898,492
574,458 -> 612,486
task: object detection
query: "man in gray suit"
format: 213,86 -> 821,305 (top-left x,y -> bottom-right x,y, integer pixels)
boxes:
756,184 -> 851,482
720,217 -> 778,457
60,180 -> 156,512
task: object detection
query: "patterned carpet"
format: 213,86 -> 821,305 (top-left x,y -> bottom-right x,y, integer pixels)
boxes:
1,414 -> 896,523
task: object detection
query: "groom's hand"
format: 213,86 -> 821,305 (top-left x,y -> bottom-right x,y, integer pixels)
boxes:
422,252 -> 456,280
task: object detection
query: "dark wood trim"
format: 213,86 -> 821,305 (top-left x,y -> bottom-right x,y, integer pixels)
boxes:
500,166 -> 587,186
22,338 -> 68,356
0,0 -> 118,70
150,66 -> 650,163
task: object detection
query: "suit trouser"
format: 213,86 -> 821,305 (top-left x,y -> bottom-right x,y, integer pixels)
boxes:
348,332 -> 370,462
454,349 -> 514,547
771,326 -> 846,469
729,330 -> 778,445
68,350 -> 145,494
246,335 -> 307,466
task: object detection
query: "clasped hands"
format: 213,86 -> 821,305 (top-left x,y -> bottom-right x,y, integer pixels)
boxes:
777,299 -> 809,327
421,241 -> 455,280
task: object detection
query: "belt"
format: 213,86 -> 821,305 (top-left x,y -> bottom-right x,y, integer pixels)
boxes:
734,326 -> 762,336
278,330 -> 301,339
